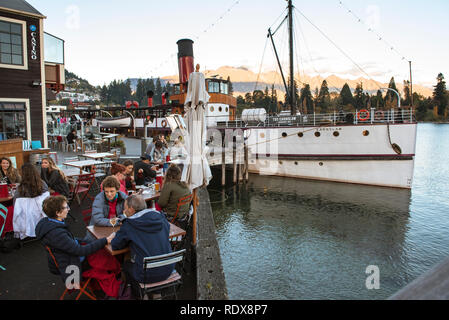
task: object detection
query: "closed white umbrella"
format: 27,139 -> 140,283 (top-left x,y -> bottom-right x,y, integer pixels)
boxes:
183,65 -> 212,245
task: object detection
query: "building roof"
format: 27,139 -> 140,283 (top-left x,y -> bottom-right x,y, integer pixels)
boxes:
0,0 -> 45,18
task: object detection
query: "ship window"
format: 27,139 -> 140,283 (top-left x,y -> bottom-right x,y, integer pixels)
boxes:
225,107 -> 229,112
363,130 -> 370,136
210,106 -> 214,112
207,80 -> 220,93
315,132 -> 321,137
333,131 -> 340,137
0,19 -> 24,67
220,82 -> 228,95
219,106 -> 222,112
298,132 -> 304,138
282,132 -> 287,138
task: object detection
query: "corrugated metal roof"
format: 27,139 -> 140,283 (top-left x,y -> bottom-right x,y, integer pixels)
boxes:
0,0 -> 45,18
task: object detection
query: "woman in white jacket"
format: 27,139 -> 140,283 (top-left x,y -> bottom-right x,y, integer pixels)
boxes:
13,163 -> 49,240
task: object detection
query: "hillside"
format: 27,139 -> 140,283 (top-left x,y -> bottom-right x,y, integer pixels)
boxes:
162,66 -> 433,99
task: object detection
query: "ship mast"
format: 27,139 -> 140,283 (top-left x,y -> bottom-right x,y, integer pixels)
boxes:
288,0 -> 296,115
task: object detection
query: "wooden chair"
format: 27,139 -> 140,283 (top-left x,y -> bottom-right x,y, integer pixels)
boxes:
170,193 -> 193,224
138,249 -> 186,300
70,173 -> 96,205
45,246 -> 97,300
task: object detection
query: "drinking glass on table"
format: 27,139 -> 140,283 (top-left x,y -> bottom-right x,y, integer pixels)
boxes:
110,217 -> 118,232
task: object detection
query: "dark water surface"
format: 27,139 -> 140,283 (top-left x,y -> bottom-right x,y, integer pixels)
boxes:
208,123 -> 449,300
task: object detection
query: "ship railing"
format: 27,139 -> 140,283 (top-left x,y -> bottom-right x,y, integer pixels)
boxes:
214,108 -> 416,128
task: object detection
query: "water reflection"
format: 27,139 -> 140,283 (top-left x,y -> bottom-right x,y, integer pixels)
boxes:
209,124 -> 449,300
210,170 -> 414,299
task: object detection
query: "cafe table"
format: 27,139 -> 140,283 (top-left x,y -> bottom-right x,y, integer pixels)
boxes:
62,159 -> 106,174
79,152 -> 115,161
86,222 -> 186,256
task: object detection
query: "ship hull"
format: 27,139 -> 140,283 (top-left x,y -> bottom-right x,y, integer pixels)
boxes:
238,122 -> 417,189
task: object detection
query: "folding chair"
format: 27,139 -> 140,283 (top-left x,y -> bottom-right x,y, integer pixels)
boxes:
69,173 -> 96,206
0,204 -> 8,271
137,249 -> 186,300
45,246 -> 97,300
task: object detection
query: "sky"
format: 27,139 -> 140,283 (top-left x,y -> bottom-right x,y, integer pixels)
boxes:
27,0 -> 449,88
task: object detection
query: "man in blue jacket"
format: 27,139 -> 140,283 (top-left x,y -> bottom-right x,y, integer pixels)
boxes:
111,194 -> 174,297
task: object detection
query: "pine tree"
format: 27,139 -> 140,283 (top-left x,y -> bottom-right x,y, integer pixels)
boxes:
386,77 -> 399,108
227,76 -> 233,95
403,80 -> 411,106
316,80 -> 331,113
340,83 -> 354,107
433,73 -> 448,116
354,82 -> 365,109
299,84 -> 313,114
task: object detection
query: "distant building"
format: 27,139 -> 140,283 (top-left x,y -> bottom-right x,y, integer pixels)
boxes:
0,0 -> 65,146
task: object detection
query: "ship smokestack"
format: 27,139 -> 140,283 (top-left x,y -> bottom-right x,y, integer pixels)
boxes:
147,90 -> 154,107
177,39 -> 194,83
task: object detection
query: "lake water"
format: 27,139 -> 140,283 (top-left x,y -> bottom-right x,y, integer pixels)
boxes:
208,123 -> 449,300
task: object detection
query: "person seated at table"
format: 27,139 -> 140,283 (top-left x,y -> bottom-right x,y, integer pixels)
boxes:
134,155 -> 157,186
145,134 -> 168,160
13,163 -> 50,239
111,194 -> 174,298
122,160 -> 136,191
40,157 -> 71,197
101,163 -> 127,194
152,140 -> 167,166
169,139 -> 188,161
157,164 -> 191,228
13,163 -> 49,202
0,157 -> 21,184
36,195 -> 115,284
91,176 -> 127,228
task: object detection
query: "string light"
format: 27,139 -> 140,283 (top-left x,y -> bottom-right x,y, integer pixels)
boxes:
148,0 -> 241,77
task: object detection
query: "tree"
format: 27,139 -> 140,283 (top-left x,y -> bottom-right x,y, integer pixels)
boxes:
403,80 -> 411,106
385,77 -> 399,108
354,82 -> 365,109
227,76 -> 234,95
340,83 -> 354,107
433,73 -> 448,116
316,80 -> 331,113
299,84 -> 313,114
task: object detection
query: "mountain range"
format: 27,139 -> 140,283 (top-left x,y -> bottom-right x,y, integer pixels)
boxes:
161,66 -> 433,99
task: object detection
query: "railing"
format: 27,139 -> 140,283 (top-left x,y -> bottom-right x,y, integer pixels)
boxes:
214,108 -> 416,129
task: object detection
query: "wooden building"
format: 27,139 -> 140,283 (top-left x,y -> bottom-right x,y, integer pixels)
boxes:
0,0 -> 65,148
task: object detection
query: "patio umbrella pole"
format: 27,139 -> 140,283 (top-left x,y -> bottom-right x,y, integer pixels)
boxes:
192,188 -> 198,246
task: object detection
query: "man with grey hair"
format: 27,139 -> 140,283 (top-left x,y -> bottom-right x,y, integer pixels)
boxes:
111,195 -> 174,298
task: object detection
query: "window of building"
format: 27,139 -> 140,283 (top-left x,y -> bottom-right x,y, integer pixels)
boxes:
0,20 -> 24,66
0,103 -> 27,140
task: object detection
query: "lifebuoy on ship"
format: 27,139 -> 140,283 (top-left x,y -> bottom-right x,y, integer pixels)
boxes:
357,109 -> 370,121
374,110 -> 384,121
161,120 -> 167,128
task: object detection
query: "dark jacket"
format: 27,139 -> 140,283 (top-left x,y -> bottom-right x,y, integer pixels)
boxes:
111,209 -> 174,283
41,168 -> 70,197
134,160 -> 156,186
35,217 -> 107,282
90,191 -> 127,227
67,132 -> 77,144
